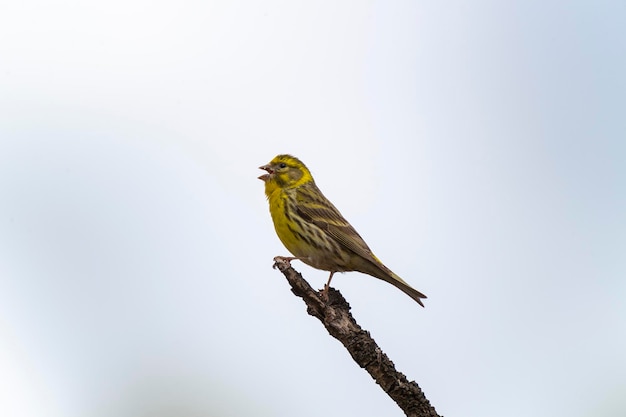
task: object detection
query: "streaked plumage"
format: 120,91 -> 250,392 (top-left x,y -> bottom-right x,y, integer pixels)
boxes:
259,154 -> 427,307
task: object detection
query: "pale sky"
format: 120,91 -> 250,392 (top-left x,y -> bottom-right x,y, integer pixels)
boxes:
1,1 -> 625,416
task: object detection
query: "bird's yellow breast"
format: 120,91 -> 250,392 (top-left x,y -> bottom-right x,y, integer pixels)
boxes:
265,185 -> 337,267
266,187 -> 301,254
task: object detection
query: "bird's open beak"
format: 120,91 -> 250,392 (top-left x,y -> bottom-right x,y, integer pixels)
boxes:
258,164 -> 273,181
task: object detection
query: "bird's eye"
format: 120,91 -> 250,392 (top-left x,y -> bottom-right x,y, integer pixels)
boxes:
279,163 -> 287,168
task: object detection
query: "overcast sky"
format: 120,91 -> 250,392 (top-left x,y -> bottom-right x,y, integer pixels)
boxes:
1,1 -> 625,416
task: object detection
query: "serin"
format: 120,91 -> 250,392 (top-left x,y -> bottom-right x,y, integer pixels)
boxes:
259,154 -> 427,307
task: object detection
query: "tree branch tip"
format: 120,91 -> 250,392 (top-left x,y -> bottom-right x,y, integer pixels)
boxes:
272,256 -> 292,271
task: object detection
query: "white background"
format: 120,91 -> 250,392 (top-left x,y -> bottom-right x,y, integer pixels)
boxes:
1,1 -> 624,416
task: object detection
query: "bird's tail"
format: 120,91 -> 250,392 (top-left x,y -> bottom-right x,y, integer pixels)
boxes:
366,261 -> 427,307
387,271 -> 427,307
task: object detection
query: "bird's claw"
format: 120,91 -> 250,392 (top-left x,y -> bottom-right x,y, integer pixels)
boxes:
320,284 -> 330,302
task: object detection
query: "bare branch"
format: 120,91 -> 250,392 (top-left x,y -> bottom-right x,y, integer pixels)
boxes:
272,257 -> 441,417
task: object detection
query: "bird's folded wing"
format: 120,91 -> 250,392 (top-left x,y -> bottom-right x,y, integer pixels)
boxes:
295,188 -> 375,261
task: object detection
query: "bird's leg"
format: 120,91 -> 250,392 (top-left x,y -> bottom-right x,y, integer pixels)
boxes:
321,271 -> 335,300
325,271 -> 335,289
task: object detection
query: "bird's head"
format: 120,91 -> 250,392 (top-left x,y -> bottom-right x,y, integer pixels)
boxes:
258,154 -> 314,191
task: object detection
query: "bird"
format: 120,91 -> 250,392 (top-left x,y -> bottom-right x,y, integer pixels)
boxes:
258,154 -> 427,307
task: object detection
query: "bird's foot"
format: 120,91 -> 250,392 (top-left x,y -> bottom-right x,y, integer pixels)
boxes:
320,283 -> 330,302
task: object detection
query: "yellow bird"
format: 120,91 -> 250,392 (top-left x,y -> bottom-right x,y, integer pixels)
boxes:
259,154 -> 427,307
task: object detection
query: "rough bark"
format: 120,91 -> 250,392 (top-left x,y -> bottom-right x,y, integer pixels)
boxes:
272,256 -> 441,417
